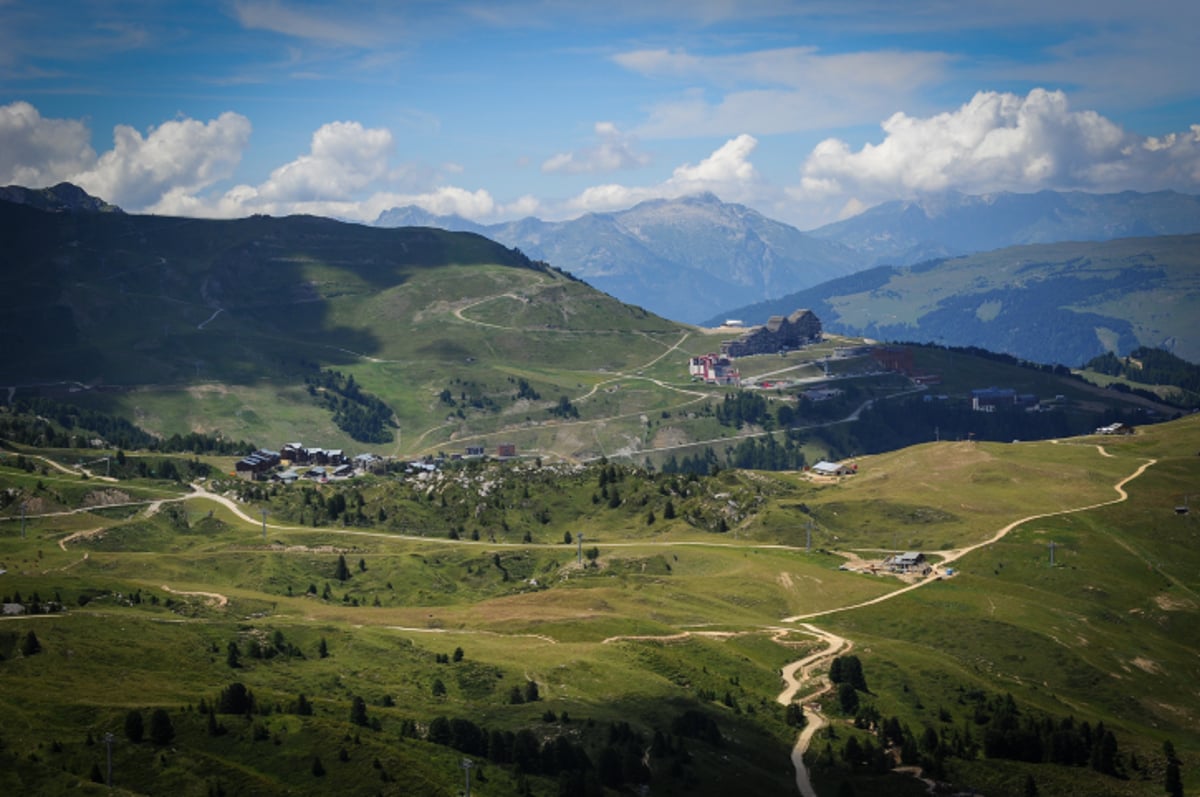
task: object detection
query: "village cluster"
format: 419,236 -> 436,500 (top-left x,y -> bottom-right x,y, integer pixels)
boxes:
234,441 -> 521,483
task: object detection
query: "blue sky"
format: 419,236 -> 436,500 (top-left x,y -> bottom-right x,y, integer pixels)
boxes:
2,0 -> 1198,228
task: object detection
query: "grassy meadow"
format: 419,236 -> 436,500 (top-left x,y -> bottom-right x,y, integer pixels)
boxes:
2,411 -> 1198,795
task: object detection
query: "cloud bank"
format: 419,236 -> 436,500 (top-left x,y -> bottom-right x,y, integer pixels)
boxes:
1,88 -> 1197,228
795,89 -> 1200,212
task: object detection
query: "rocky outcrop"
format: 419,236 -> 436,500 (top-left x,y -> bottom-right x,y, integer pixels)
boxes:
0,182 -> 123,213
721,309 -> 822,357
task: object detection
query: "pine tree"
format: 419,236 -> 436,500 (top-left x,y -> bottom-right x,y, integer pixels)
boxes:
20,630 -> 41,656
350,696 -> 369,726
149,708 -> 175,746
318,637 -> 329,658
837,682 -> 859,714
1164,739 -> 1183,797
335,554 -> 351,581
124,709 -> 145,743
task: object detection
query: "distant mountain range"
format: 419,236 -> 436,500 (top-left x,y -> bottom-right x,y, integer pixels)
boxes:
378,193 -> 861,324
806,189 -> 1200,266
376,189 -> 1200,324
708,234 -> 1200,367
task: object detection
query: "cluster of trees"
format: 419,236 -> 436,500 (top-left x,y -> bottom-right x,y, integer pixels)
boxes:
725,431 -> 808,471
514,378 -> 541,401
305,369 -> 396,443
272,486 -> 371,528
715,391 -> 771,429
110,454 -> 212,483
824,395 -> 1101,458
660,447 -> 720,476
547,395 -> 579,419
830,655 -> 869,715
232,629 -> 307,664
418,711 -> 715,793
1,397 -> 254,454
1085,347 -> 1200,397
824,682 -> 1161,792
971,693 -> 1124,775
123,708 -> 175,746
438,378 -> 503,416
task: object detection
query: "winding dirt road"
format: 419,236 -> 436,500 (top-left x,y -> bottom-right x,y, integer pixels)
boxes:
775,452 -> 1157,794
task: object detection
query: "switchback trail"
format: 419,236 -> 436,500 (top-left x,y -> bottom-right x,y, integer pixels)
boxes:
775,453 -> 1157,794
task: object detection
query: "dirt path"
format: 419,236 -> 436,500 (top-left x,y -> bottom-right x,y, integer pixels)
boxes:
161,584 -> 229,608
58,529 -> 105,550
774,452 -> 1157,793
600,629 -> 743,645
386,626 -> 558,645
782,456 -> 1156,623
775,625 -> 851,797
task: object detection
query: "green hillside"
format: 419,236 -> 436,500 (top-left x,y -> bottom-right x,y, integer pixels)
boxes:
711,234 -> 1200,367
0,201 -> 693,458
1,407 -> 1197,796
3,200 -> 1180,472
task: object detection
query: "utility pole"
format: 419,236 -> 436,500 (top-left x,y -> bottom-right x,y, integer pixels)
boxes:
1049,540 -> 1056,566
805,519 -> 813,552
261,508 -> 269,542
461,757 -> 473,797
20,501 -> 27,538
103,732 -> 115,787
577,533 -> 584,566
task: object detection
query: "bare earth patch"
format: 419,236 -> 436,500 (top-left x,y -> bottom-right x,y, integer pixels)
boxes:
1154,593 -> 1195,611
59,528 -> 106,550
1132,656 -> 1162,674
82,489 -> 132,507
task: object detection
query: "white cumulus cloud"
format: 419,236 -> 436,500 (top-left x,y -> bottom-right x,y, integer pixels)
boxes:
253,120 -> 393,202
794,88 -> 1200,208
73,112 -> 251,210
565,133 -> 763,214
0,101 -> 96,187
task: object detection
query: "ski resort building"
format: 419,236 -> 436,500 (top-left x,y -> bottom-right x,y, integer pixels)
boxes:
719,309 -> 822,358
811,460 -> 856,477
886,552 -> 929,574
688,354 -> 741,385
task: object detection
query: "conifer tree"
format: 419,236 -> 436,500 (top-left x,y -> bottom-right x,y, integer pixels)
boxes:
124,709 -> 145,743
149,709 -> 175,746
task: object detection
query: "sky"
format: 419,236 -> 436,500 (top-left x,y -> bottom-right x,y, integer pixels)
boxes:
2,0 -> 1199,230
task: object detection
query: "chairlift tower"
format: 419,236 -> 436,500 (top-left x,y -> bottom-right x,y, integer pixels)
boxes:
461,757 -> 474,797
103,732 -> 115,787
